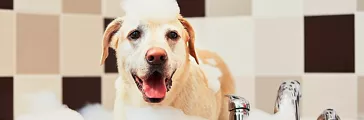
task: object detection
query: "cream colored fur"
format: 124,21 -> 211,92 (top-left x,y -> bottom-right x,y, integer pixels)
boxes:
100,7 -> 235,120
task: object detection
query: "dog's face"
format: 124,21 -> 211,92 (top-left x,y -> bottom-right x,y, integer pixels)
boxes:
100,16 -> 199,104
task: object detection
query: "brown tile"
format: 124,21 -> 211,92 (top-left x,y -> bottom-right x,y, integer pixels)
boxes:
16,13 -> 60,74
0,0 -> 13,10
0,77 -> 13,120
255,76 -> 302,114
62,77 -> 101,111
104,48 -> 118,73
104,18 -> 118,73
61,14 -> 103,76
359,76 -> 364,115
0,11 -> 15,76
62,0 -> 101,14
177,0 -> 205,17
305,14 -> 355,73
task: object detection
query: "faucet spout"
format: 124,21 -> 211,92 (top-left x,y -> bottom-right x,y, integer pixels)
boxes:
274,80 -> 302,120
225,94 -> 250,120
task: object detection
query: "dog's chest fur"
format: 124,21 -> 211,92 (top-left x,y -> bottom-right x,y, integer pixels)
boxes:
170,64 -> 222,120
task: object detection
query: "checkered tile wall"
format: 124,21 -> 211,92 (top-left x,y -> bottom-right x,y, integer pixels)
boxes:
1,0 -> 364,120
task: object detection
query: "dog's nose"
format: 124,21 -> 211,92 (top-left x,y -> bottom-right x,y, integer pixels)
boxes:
145,47 -> 168,65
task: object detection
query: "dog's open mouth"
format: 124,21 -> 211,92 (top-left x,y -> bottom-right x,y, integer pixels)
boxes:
132,70 -> 175,103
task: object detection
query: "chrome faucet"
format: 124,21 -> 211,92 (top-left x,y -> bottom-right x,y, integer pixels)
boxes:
225,94 -> 250,120
274,80 -> 302,120
317,109 -> 341,120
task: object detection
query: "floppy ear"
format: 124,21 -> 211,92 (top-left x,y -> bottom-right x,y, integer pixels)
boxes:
178,17 -> 199,64
100,17 -> 123,65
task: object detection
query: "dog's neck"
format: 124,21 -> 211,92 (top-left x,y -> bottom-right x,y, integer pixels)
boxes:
160,60 -> 193,105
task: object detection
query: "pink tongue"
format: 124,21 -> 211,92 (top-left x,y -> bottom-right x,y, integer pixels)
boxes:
142,78 -> 167,98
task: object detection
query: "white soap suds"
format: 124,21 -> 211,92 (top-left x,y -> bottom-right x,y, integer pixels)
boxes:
24,91 -> 63,114
121,0 -> 180,22
246,107 -> 297,120
15,91 -> 84,120
15,90 -> 302,120
205,58 -> 217,66
79,104 -> 113,120
115,76 -> 122,90
199,63 -> 222,93
80,104 -> 207,120
124,105 -> 207,120
18,91 -> 208,120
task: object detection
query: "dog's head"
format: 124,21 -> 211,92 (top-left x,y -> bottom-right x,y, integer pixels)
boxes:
100,0 -> 199,104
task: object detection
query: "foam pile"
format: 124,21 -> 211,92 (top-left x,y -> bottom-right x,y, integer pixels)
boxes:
15,91 -> 84,120
16,91 -> 208,120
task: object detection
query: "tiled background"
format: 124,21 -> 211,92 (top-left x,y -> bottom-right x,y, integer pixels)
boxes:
0,0 -> 363,120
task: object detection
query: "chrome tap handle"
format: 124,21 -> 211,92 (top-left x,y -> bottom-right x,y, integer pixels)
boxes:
317,109 -> 341,120
225,94 -> 250,120
274,80 -> 302,120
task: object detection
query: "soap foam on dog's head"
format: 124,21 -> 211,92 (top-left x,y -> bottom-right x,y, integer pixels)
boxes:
121,0 -> 180,22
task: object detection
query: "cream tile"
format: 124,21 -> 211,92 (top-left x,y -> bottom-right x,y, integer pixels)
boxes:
0,11 -> 15,76
234,76 -> 255,106
255,76 -> 302,114
13,75 -> 62,117
302,74 -> 358,119
205,0 -> 251,16
16,13 -> 60,74
102,74 -> 118,110
102,0 -> 125,17
358,76 -> 364,116
304,0 -> 356,15
356,12 -> 364,75
359,0 -> 364,11
14,0 -> 61,14
184,18 -> 207,43
255,17 -> 304,76
187,16 -> 255,76
61,14 -> 103,76
253,0 -> 303,17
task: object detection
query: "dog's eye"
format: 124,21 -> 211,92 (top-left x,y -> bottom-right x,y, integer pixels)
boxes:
166,31 -> 179,40
128,30 -> 142,40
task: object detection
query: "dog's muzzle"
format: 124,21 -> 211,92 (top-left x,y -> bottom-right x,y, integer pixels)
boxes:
131,47 -> 176,103
145,47 -> 168,65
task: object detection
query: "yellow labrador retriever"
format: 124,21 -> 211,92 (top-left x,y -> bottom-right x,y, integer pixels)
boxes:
99,1 -> 235,119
